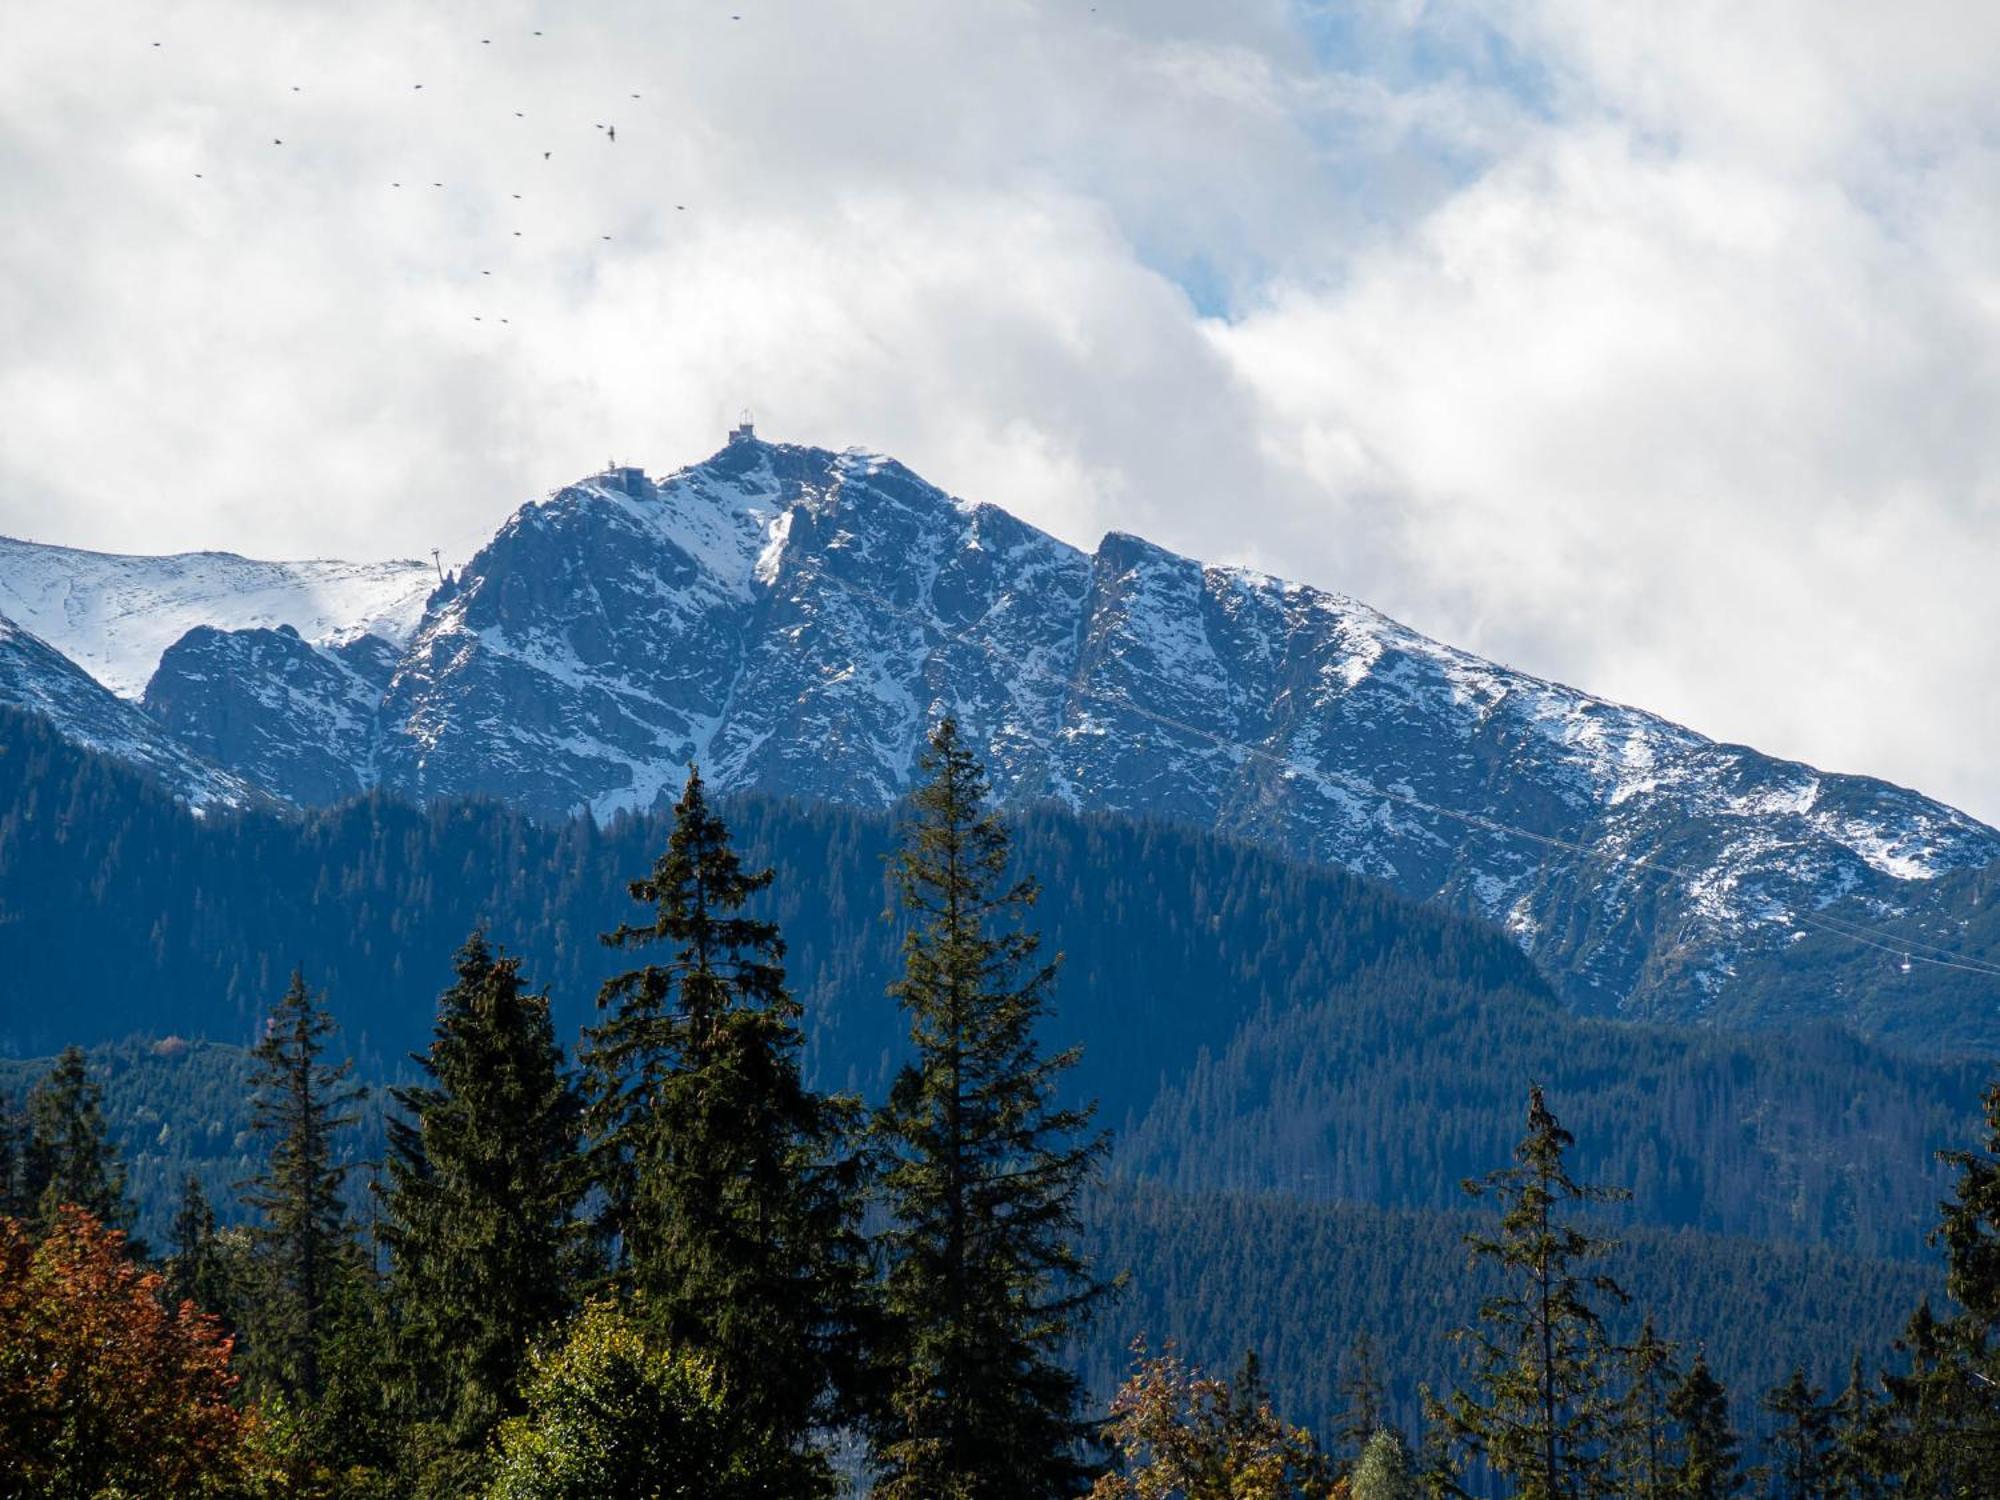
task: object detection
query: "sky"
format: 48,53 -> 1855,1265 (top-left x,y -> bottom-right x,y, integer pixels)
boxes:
3,1 -> 1998,822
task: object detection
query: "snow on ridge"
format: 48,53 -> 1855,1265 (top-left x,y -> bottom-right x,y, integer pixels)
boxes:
0,535 -> 433,699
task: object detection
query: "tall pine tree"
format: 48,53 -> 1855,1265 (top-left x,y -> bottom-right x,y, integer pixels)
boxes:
22,1045 -> 129,1235
382,933 -> 588,1481
1760,1367 -> 1836,1499
579,766 -> 872,1474
240,968 -> 364,1405
1664,1351 -> 1743,1499
1611,1314 -> 1678,1499
871,717 -> 1113,1500
1438,1083 -> 1630,1499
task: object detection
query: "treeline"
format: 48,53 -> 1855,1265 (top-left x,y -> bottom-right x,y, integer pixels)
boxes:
3,721 -> 2000,1496
0,705 -> 1987,1260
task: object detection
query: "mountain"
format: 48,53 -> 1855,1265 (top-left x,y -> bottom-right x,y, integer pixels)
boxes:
6,431 -> 1998,1039
0,616 -> 259,811
0,534 -> 432,698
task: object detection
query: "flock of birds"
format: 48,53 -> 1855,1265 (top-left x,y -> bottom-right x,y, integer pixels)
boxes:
151,21 -> 752,328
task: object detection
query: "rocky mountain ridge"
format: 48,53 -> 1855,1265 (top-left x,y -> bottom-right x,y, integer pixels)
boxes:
6,431 -> 1997,1035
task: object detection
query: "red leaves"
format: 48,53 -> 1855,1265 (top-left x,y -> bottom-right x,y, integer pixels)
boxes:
0,1206 -> 265,1495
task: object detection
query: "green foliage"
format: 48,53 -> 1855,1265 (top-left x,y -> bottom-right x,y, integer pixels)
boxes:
486,1298 -> 823,1500
579,768 -> 872,1463
2,704 -> 1984,1266
1609,1315 -> 1678,1498
239,970 -> 365,1406
21,1045 -> 130,1235
1665,1352 -> 1743,1499
1350,1428 -> 1420,1500
381,932 -> 589,1484
872,720 -> 1113,1499
1438,1086 -> 1632,1497
1759,1366 -> 1836,1499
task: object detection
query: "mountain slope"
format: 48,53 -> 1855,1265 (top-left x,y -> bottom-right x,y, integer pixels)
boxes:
6,434 -> 1996,1037
0,534 -> 433,697
360,435 -> 2000,1036
0,618 -> 259,810
0,706 -> 1987,1260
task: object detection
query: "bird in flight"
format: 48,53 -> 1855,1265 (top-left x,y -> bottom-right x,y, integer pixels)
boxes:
608,125 -> 616,142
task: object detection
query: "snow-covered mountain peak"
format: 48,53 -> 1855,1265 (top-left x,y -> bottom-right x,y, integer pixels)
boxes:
5,432 -> 1996,1040
0,535 -> 434,698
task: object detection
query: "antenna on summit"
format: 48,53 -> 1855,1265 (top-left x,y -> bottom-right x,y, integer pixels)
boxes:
728,408 -> 756,445
430,548 -> 443,584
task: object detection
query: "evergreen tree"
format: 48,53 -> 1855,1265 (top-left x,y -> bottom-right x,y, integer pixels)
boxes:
1760,1367 -> 1835,1499
1664,1351 -> 1743,1499
1827,1354 -> 1889,1498
381,933 -> 588,1485
22,1045 -> 129,1234
164,1171 -> 230,1318
1612,1315 -> 1679,1499
1923,1074 -> 2000,1480
871,718 -> 1113,1500
0,1096 -> 26,1219
1337,1329 -> 1389,1458
579,767 -> 871,1468
1438,1084 -> 1630,1498
240,968 -> 364,1405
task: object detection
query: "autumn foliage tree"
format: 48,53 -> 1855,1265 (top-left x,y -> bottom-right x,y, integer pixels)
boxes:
0,1206 -> 266,1497
1091,1341 -> 1339,1500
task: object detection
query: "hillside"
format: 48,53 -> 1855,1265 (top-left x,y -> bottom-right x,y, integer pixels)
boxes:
0,706 -> 1985,1261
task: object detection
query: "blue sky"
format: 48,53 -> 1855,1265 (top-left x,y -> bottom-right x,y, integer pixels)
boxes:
3,0 -> 1998,823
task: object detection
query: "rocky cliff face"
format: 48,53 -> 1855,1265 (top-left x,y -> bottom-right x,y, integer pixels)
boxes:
7,435 -> 1996,1033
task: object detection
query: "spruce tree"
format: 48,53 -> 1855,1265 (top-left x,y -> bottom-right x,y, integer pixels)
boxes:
1760,1367 -> 1836,1499
871,717 -> 1112,1500
165,1171 -> 230,1317
22,1045 -> 129,1234
240,968 -> 364,1405
579,766 -> 871,1470
1827,1353 -> 1890,1498
1611,1314 -> 1679,1499
1664,1351 -> 1743,1499
1438,1083 -> 1630,1498
1337,1329 -> 1389,1458
382,932 -> 588,1480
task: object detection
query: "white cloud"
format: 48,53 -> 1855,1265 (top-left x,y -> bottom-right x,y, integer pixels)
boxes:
2,0 -> 1998,821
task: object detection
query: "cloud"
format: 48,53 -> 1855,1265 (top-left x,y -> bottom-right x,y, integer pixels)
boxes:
1,0 -> 1997,822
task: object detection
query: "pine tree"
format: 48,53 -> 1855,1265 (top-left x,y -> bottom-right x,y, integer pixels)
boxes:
871,717 -> 1113,1500
240,967 -> 364,1405
1438,1084 -> 1630,1498
1611,1315 -> 1679,1499
1760,1366 -> 1836,1499
382,932 -> 589,1480
579,766 -> 872,1469
22,1045 -> 129,1234
1664,1351 -> 1743,1499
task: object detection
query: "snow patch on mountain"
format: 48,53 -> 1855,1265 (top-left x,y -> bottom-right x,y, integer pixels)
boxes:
0,535 -> 434,698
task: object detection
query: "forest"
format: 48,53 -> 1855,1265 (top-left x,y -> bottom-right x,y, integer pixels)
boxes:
2,717 -> 1998,1496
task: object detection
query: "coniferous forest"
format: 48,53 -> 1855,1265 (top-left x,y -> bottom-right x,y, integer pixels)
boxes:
3,717 -> 1999,1496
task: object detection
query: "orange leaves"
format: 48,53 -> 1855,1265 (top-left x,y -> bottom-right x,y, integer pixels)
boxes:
0,1206 -> 266,1497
